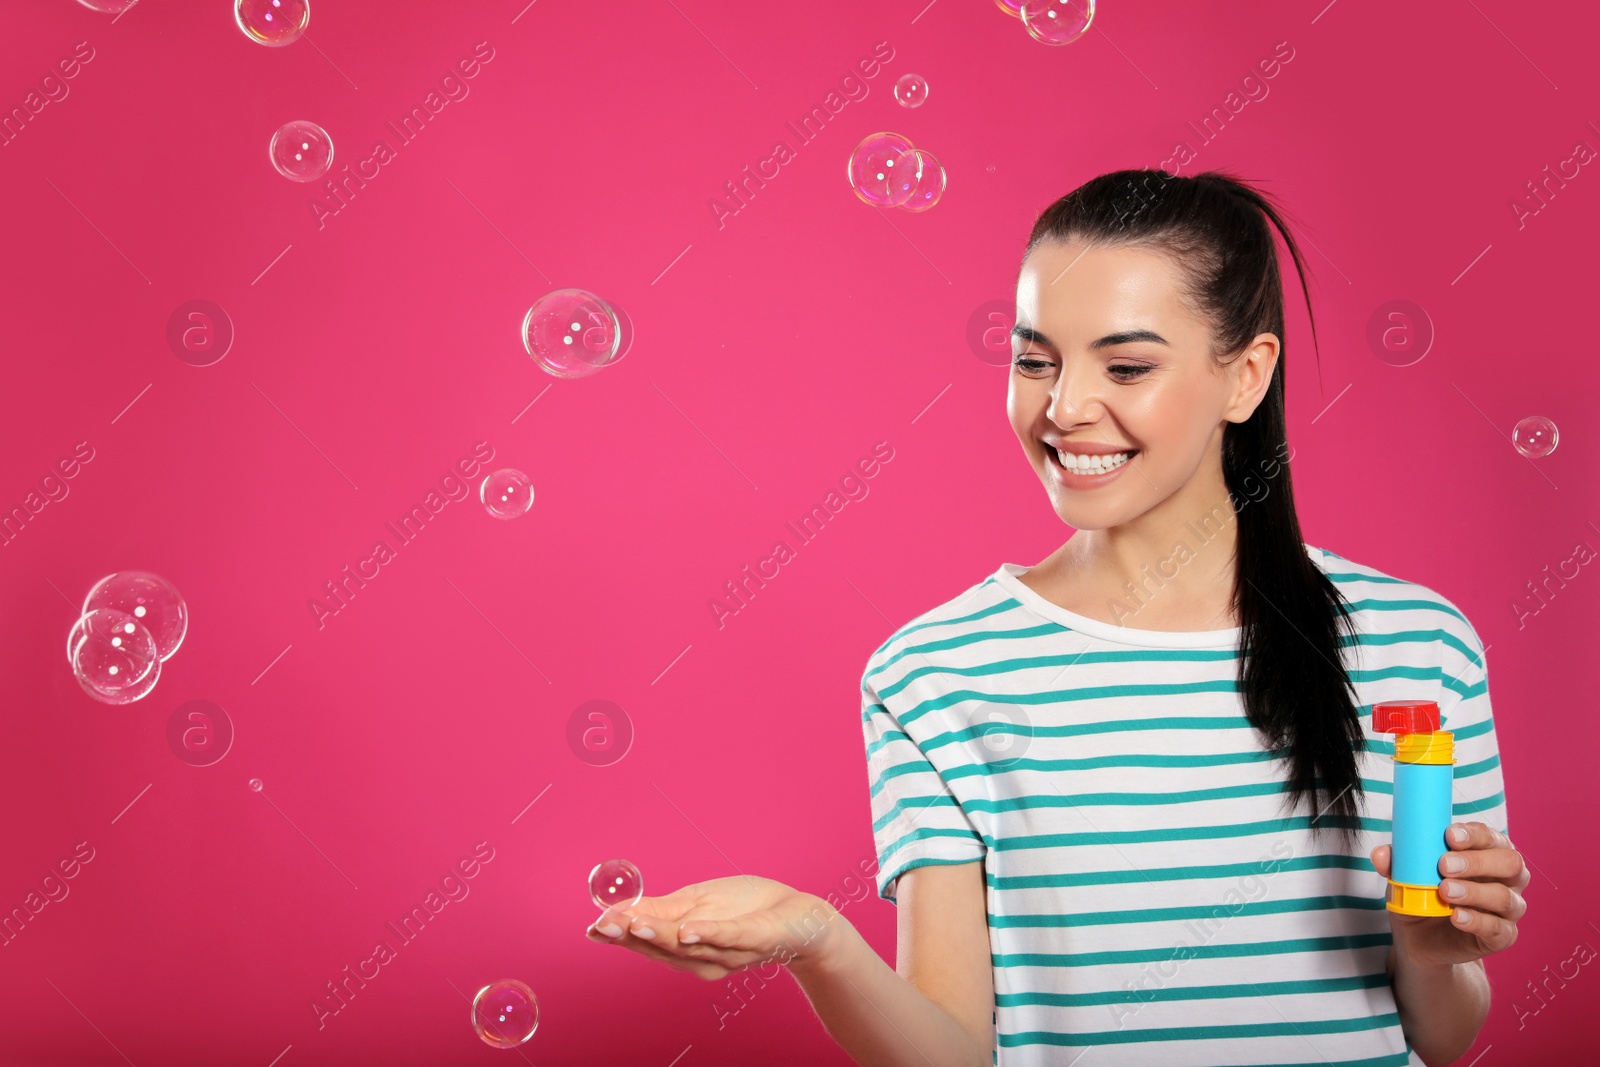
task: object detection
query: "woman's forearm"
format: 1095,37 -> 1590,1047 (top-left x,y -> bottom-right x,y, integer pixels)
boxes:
1391,948 -> 1491,1066
785,905 -> 990,1067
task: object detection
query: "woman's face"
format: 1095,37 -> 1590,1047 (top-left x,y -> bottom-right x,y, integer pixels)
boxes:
1007,237 -> 1278,533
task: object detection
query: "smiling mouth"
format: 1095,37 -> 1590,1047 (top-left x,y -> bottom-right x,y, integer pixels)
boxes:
1047,446 -> 1138,475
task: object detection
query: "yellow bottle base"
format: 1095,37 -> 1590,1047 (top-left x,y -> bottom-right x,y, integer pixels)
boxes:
1386,879 -> 1455,917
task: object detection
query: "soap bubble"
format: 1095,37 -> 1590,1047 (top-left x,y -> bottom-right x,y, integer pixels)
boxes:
69,609 -> 160,705
993,0 -> 1025,17
75,0 -> 137,12
82,571 -> 187,661
480,469 -> 534,520
847,132 -> 921,208
235,0 -> 310,47
1020,0 -> 1095,45
269,120 -> 334,182
588,858 -> 643,911
893,73 -> 930,108
897,150 -> 947,213
522,289 -> 622,379
471,979 -> 539,1049
1512,416 -> 1558,458
249,778 -> 265,792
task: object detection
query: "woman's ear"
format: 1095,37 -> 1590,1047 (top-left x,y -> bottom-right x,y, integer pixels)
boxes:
1224,333 -> 1281,424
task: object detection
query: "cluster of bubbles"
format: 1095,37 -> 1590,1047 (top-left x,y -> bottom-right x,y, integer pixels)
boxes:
66,572 -> 188,705
480,468 -> 534,520
522,288 -> 634,379
847,133 -> 947,213
995,0 -> 1097,45
1512,416 -> 1558,459
467,859 -> 642,1049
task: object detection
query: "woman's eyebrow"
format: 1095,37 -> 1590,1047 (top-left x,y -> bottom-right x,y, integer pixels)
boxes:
1011,325 -> 1172,350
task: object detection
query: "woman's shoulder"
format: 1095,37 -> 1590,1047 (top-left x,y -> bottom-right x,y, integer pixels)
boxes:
859,565 -> 1016,690
1312,543 -> 1487,674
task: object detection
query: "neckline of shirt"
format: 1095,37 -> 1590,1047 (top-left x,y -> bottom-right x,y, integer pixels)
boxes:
992,542 -> 1326,649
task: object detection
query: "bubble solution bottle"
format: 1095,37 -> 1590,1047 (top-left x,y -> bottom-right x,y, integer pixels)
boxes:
1372,699 -> 1456,917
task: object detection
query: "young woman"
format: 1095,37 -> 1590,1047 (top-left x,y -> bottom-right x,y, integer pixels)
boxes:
586,169 -> 1528,1067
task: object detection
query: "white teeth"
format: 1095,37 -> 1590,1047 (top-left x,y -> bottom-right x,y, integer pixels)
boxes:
1054,448 -> 1132,473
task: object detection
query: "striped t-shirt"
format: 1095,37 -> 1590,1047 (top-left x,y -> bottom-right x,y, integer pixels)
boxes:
860,542 -> 1508,1067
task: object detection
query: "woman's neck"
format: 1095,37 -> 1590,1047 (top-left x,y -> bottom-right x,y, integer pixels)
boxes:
1030,501 -> 1243,632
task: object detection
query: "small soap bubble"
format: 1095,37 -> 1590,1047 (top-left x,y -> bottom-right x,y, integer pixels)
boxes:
249,778 -> 264,792
269,120 -> 334,182
897,150 -> 947,213
480,469 -> 534,520
1020,0 -> 1096,45
82,571 -> 187,662
993,0 -> 1025,17
235,0 -> 310,47
75,0 -> 138,12
893,73 -> 929,108
69,609 -> 160,705
522,289 -> 622,379
472,979 -> 539,1049
847,132 -> 921,208
1512,416 -> 1558,458
588,858 -> 643,911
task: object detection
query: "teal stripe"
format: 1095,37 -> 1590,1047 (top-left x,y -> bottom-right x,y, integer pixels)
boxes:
869,626 -> 1468,704
889,680 -> 1246,730
866,743 -> 1500,819
999,1009 -> 1401,1048
993,853 -> 1377,890
1455,790 -> 1507,817
875,646 -> 1241,701
876,666 -> 1473,732
876,825 -> 982,865
985,814 -> 1393,853
994,931 -> 1393,969
868,606 -> 1060,676
995,969 -> 1390,1007
989,893 -> 1386,929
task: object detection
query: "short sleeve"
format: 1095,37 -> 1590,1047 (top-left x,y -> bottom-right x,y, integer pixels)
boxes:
1438,614 -> 1509,839
861,677 -> 987,905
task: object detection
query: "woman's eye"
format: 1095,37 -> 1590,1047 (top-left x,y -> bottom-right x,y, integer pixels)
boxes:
1011,356 -> 1052,372
1109,364 -> 1151,380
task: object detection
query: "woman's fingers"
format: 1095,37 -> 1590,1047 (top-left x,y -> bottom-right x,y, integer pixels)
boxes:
1447,903 -> 1519,951
587,916 -> 727,976
585,912 -> 747,981
1437,878 -> 1528,923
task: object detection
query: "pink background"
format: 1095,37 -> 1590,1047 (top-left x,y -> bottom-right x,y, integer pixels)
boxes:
2,1 -> 1596,1064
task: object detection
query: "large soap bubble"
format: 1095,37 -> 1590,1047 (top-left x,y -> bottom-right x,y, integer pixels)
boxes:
522,289 -> 623,379
69,609 -> 160,705
82,571 -> 187,661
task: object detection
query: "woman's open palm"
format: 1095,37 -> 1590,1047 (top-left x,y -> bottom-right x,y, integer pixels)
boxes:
585,874 -> 837,981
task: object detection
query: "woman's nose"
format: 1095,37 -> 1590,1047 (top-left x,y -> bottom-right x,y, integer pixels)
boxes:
1047,360 -> 1105,425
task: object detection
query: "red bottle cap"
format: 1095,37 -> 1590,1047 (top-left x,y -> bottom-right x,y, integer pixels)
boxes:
1372,700 -> 1440,735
